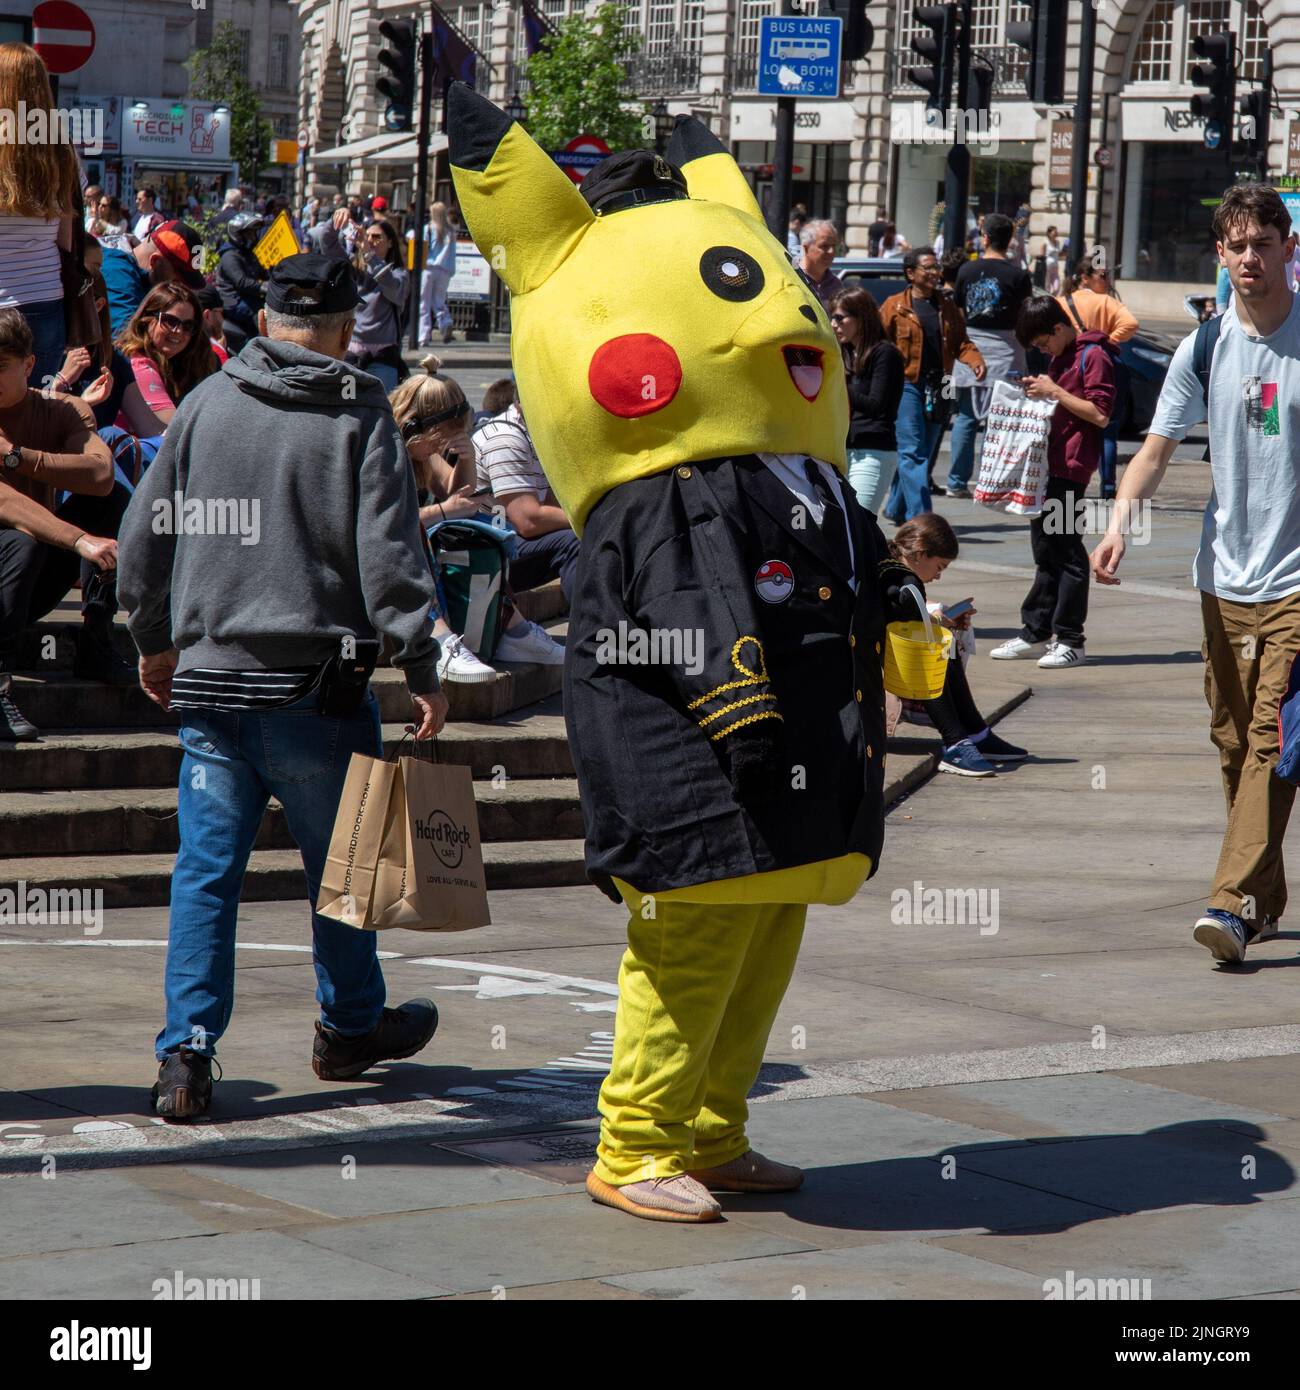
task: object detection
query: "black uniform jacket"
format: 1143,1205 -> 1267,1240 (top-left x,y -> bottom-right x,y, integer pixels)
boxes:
562,453 -> 915,898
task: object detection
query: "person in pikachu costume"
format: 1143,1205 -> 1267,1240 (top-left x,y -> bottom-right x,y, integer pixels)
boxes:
448,83 -> 916,1223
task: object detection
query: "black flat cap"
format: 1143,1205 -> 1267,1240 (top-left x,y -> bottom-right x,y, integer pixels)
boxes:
580,149 -> 688,216
265,254 -> 360,316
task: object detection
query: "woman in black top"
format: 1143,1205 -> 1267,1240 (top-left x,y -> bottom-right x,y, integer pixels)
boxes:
831,288 -> 905,517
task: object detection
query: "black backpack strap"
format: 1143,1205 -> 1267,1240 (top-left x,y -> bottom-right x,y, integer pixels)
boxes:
1193,312 -> 1224,411
1064,292 -> 1086,331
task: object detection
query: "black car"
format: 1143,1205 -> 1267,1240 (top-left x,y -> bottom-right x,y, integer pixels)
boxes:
830,256 -> 1172,435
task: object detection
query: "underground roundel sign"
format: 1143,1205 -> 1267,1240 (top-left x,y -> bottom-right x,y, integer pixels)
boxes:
32,1 -> 96,76
552,133 -> 611,186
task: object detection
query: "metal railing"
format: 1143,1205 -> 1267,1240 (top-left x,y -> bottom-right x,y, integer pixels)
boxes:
730,51 -> 760,93
622,47 -> 703,96
892,44 -> 1029,97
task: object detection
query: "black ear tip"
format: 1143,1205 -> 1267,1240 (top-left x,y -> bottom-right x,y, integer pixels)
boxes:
666,117 -> 726,167
448,83 -> 513,173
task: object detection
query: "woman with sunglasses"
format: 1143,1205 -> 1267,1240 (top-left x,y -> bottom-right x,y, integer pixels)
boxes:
320,209 -> 409,390
830,287 -> 905,517
112,283 -> 219,435
390,357 -> 566,682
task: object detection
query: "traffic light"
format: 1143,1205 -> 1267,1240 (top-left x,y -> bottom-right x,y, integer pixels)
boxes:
970,59 -> 994,132
1238,84 -> 1270,175
376,18 -> 417,133
826,1 -> 875,63
1190,30 -> 1236,149
1007,0 -> 1067,106
909,5 -> 957,117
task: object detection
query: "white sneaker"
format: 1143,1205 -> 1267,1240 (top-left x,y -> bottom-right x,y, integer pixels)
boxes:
989,637 -> 1047,661
436,632 -> 496,684
494,620 -> 565,666
1038,641 -> 1087,668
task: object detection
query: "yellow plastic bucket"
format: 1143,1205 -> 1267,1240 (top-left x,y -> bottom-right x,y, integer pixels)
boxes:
883,584 -> 954,700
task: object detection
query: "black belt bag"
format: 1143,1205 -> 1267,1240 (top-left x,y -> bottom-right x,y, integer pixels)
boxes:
314,639 -> 381,717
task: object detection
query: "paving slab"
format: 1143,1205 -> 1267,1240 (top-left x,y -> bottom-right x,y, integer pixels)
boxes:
602,1238 -> 1047,1300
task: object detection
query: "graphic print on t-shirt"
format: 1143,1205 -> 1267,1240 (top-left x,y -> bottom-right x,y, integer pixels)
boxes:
1242,376 -> 1281,436
964,276 -> 1003,321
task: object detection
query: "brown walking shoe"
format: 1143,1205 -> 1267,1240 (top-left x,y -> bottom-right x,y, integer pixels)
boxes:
586,1170 -> 722,1222
687,1149 -> 804,1193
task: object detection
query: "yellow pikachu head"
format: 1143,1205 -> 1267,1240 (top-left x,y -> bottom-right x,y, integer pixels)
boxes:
448,83 -> 847,535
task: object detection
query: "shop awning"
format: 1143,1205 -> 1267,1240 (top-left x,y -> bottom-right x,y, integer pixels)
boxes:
309,131 -> 448,164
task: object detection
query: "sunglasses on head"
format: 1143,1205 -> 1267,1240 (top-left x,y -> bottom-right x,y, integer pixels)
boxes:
157,310 -> 196,335
400,398 -> 469,441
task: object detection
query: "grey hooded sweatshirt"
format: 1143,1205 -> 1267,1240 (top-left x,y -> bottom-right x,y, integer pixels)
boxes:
118,337 -> 439,693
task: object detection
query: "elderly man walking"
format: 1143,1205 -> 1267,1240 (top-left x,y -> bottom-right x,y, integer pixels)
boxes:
118,254 -> 447,1119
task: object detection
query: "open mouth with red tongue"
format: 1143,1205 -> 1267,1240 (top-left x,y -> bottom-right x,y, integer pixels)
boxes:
783,346 -> 823,401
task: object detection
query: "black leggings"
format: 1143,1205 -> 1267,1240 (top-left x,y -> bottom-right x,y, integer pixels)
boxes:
921,653 -> 986,748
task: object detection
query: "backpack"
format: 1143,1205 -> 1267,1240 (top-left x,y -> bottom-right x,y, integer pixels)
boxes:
426,517 -> 515,661
1193,312 -> 1224,410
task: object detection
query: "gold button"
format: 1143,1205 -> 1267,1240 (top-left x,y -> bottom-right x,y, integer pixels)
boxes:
875,641 -> 882,654
849,634 -> 856,648
855,688 -> 863,703
818,585 -> 832,601
677,465 -> 692,479
867,744 -> 873,759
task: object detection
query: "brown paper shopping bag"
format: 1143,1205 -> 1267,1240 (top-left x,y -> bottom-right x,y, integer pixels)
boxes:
398,747 -> 492,932
316,753 -> 403,927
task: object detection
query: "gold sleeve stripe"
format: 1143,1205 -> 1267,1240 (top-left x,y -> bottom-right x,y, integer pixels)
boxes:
685,635 -> 774,712
697,692 -> 778,727
707,709 -> 784,742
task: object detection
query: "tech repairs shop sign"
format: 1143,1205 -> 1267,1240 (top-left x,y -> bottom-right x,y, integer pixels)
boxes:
122,101 -> 231,161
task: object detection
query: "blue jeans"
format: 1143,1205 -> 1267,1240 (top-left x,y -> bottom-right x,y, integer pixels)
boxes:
886,382 -> 937,522
847,448 -> 898,516
157,688 -> 386,1059
947,388 -> 981,491
21,298 -> 65,390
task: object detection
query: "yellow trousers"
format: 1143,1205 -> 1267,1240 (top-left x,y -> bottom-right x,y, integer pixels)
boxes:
592,897 -> 807,1185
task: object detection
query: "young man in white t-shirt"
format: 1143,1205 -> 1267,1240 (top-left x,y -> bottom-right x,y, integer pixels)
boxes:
1092,183 -> 1300,965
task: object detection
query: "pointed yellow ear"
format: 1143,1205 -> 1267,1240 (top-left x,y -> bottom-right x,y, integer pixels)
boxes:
447,82 -> 594,295
667,118 -> 764,223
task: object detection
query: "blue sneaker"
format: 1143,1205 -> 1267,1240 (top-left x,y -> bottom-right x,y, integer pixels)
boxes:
1193,909 -> 1248,963
938,741 -> 996,777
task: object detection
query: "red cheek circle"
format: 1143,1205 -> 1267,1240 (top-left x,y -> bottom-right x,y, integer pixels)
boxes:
588,334 -> 682,418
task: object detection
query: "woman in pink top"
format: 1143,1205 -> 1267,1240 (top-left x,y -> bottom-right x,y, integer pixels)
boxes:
113,283 -> 219,435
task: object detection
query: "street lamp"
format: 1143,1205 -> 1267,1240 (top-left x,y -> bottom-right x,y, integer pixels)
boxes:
505,92 -> 527,126
652,99 -> 672,153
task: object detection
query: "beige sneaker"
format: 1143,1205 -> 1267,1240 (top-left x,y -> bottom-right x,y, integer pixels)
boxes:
687,1149 -> 805,1193
585,1170 -> 722,1222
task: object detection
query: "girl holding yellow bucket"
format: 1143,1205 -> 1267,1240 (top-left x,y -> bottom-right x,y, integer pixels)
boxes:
885,515 -> 1030,777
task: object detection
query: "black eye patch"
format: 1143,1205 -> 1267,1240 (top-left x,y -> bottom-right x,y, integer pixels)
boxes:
700,246 -> 764,302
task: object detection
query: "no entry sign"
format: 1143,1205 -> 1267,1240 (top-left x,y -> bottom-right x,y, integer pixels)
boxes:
551,133 -> 610,186
33,0 -> 96,76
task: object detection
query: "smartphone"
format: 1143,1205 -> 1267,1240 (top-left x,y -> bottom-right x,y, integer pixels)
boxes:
943,598 -> 975,620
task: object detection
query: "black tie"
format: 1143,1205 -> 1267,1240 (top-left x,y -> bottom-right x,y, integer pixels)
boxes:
803,457 -> 852,580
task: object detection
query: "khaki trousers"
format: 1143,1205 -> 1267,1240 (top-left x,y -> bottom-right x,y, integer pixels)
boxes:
1201,589 -> 1300,921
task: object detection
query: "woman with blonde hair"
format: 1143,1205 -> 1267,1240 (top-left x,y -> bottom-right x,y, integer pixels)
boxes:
0,42 -> 82,385
418,201 -> 457,347
390,357 -> 565,681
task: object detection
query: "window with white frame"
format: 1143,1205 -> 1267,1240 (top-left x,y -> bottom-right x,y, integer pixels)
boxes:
894,1 -> 1031,90
1128,0 -> 1268,85
738,0 -> 777,62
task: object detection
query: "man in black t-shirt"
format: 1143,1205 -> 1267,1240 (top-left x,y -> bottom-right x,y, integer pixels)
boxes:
947,213 -> 1033,496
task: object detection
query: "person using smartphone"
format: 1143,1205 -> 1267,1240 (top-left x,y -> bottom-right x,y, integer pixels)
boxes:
886,514 -> 1029,777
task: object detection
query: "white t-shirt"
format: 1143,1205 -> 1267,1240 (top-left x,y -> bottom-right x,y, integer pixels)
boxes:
1149,294 -> 1300,602
0,216 -> 62,307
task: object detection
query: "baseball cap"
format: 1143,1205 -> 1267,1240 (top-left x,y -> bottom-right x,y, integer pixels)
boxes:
150,221 -> 205,288
371,195 -> 388,212
265,254 -> 360,316
580,149 -> 687,216
194,285 -> 222,311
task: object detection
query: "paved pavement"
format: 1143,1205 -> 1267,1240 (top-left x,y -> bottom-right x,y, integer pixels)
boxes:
4,431 -> 1300,1302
